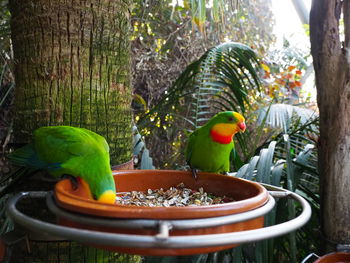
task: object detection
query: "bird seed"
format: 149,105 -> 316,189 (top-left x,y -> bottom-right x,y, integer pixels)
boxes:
115,183 -> 235,207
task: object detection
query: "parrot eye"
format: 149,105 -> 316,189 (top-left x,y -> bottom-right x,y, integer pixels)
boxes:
228,117 -> 234,121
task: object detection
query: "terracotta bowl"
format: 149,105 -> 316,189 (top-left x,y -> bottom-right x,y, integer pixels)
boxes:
314,252 -> 350,263
54,169 -> 269,256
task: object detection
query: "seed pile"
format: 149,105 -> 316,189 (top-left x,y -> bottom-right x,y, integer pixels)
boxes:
115,183 -> 235,207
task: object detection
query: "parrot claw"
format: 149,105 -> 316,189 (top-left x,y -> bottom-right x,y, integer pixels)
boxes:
191,169 -> 198,181
61,174 -> 78,190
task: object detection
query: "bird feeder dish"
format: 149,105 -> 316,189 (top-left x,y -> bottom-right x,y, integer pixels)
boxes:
53,170 -> 269,255
55,170 -> 269,219
6,171 -> 312,257
314,252 -> 350,263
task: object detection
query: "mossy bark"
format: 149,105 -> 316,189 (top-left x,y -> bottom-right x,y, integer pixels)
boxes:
9,0 -> 133,165
310,0 -> 350,247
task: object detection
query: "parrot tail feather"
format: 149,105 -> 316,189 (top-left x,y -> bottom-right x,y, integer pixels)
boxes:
7,144 -> 47,169
46,163 -> 62,171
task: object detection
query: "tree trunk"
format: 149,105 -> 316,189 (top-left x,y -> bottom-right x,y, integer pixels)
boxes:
310,0 -> 350,245
9,0 -> 133,165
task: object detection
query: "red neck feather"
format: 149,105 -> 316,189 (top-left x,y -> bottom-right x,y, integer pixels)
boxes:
210,129 -> 233,144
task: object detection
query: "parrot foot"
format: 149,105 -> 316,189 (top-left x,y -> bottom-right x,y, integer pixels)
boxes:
191,168 -> 198,181
61,174 -> 78,190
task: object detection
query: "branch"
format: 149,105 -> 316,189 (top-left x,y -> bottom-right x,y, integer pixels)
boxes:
291,0 -> 310,24
344,0 -> 350,50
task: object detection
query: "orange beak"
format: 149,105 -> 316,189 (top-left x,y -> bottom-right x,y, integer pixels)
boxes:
238,122 -> 246,132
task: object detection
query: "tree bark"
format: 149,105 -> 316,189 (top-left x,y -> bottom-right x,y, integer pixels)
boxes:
310,0 -> 350,245
9,0 -> 133,165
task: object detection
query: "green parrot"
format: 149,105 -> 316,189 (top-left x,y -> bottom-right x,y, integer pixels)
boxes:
7,126 -> 116,204
185,111 -> 246,179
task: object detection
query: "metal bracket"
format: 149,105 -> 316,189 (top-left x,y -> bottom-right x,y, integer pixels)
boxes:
156,221 -> 172,240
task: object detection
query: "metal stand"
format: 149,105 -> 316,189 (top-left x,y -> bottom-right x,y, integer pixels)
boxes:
5,184 -> 311,250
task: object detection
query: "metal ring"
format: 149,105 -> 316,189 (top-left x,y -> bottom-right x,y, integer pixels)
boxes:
6,184 -> 311,249
45,192 -> 276,230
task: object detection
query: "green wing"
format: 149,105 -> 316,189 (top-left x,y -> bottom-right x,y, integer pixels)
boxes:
33,126 -> 110,178
185,129 -> 199,166
36,126 -> 114,199
34,126 -> 107,163
8,126 -> 114,201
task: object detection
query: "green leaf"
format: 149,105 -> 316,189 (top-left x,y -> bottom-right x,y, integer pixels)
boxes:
271,160 -> 285,186
141,149 -> 155,169
256,141 -> 276,184
133,140 -> 144,156
256,104 -> 318,132
235,163 -> 248,178
133,125 -> 155,169
245,156 -> 259,180
139,42 -> 261,130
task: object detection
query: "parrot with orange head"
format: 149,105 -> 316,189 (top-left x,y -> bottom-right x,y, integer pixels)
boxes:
185,111 -> 246,179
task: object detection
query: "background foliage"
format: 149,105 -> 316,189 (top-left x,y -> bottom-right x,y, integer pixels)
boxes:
131,0 -> 275,169
0,0 -> 320,262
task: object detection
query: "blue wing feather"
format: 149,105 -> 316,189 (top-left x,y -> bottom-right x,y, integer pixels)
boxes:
7,143 -> 62,171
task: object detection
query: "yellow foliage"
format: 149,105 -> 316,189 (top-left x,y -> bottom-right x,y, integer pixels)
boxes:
183,0 -> 190,9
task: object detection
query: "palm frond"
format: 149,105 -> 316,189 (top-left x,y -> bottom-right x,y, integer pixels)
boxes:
231,130 -> 319,262
256,104 -> 318,133
139,42 -> 261,130
132,126 -> 155,169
